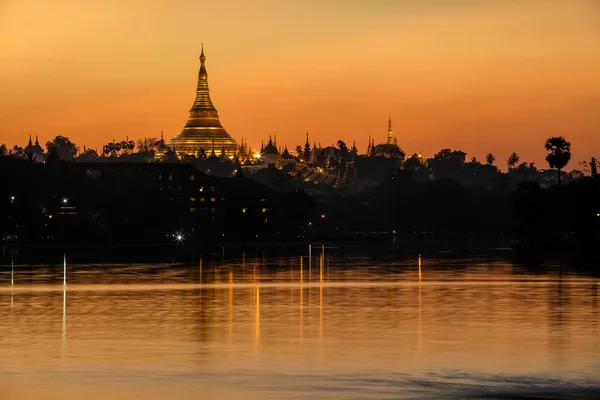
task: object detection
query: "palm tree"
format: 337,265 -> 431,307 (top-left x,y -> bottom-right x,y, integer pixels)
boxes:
470,156 -> 479,164
485,153 -> 496,165
544,136 -> 571,185
507,153 -> 520,170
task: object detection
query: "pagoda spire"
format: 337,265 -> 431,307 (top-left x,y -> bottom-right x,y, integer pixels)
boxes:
387,113 -> 395,145
35,135 -> 39,146
28,135 -> 33,146
158,46 -> 238,160
192,43 -> 218,113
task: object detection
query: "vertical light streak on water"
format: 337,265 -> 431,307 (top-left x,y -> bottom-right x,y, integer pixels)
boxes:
418,281 -> 422,352
255,286 -> 260,347
300,257 -> 303,283
11,251 -> 14,287
319,285 -> 323,343
62,286 -> 67,358
229,270 -> 233,342
418,253 -> 422,282
300,286 -> 304,339
64,253 -> 67,287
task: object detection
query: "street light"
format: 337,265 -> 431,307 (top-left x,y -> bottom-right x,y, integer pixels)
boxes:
10,195 -> 15,203
61,197 -> 69,205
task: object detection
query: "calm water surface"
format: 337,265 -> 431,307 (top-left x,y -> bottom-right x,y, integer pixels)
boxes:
1,248 -> 599,399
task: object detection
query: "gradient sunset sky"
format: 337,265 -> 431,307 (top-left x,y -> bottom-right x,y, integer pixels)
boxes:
1,0 -> 599,168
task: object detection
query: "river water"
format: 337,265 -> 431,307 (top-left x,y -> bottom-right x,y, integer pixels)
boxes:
1,247 -> 599,399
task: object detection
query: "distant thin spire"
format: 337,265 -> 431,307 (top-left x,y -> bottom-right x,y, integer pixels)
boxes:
387,113 -> 395,145
35,135 -> 39,146
28,134 -> 33,146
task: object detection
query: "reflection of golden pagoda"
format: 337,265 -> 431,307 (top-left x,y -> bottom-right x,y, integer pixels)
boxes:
165,45 -> 238,158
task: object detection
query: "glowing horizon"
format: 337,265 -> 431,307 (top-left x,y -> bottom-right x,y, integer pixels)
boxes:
1,0 -> 599,169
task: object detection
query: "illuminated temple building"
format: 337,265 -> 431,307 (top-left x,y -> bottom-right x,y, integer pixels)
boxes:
163,46 -> 238,158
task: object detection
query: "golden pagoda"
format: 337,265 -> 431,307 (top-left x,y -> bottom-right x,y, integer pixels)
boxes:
386,113 -> 396,146
165,46 -> 238,158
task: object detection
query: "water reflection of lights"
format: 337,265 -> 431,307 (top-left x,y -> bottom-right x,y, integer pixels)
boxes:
255,286 -> 260,346
62,286 -> 67,358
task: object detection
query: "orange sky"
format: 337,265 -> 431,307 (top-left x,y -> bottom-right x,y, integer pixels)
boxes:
1,0 -> 600,169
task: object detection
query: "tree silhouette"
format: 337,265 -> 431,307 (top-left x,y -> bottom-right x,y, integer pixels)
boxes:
403,153 -> 422,171
46,145 -> 60,164
485,153 -> 496,165
46,135 -> 78,160
544,136 -> 571,185
12,145 -> 24,158
77,148 -> 99,161
507,153 -> 520,170
337,140 -> 349,157
372,144 -> 406,162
